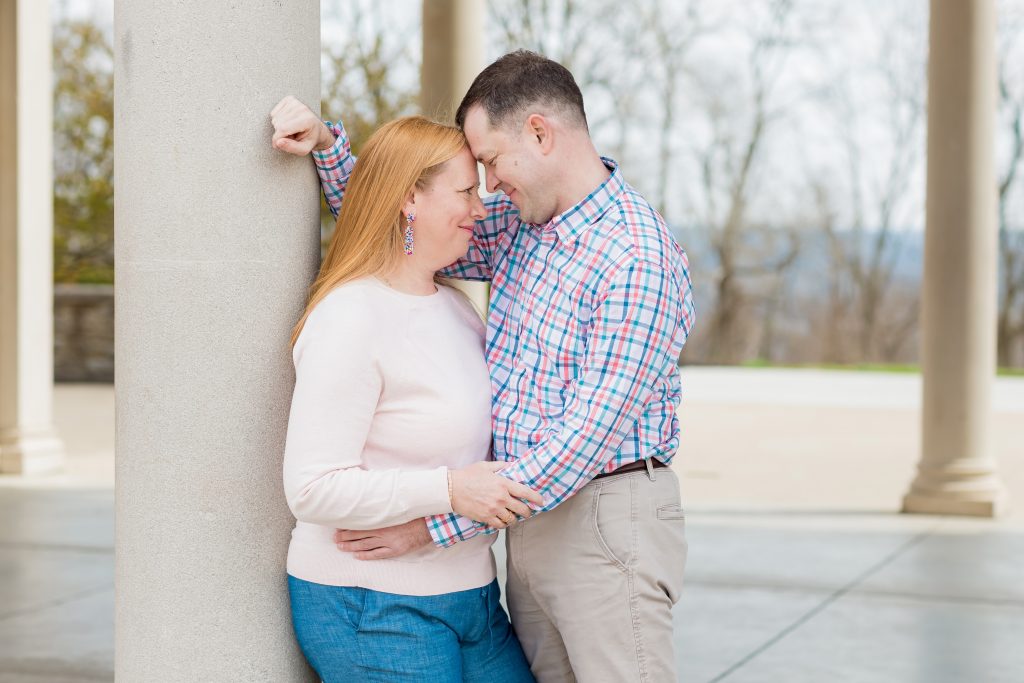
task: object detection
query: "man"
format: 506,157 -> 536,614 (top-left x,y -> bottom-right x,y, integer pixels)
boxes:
272,50 -> 695,682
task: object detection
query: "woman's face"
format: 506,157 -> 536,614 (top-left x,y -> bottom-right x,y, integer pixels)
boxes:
407,147 -> 486,269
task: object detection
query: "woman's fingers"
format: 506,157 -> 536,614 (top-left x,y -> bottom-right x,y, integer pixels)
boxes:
506,481 -> 544,506
451,463 -> 546,525
489,513 -> 511,530
504,497 -> 532,519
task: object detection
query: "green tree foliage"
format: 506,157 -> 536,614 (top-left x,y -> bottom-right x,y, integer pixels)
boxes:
52,18 -> 114,284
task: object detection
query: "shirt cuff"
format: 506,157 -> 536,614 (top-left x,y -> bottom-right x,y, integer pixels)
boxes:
311,121 -> 348,167
425,511 -> 482,548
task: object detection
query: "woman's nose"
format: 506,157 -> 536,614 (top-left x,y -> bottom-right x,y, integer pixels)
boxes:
470,195 -> 486,221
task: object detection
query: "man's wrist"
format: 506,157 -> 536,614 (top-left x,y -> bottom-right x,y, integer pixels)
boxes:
313,121 -> 337,152
425,514 -> 455,549
417,517 -> 437,547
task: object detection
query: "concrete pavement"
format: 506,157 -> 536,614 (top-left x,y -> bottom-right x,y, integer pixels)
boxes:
2,368 -> 1022,681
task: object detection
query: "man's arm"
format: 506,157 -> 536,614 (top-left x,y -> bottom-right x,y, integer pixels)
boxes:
425,253 -> 697,548
271,95 -> 338,157
269,96 -> 520,282
270,95 -> 354,219
435,194 -> 520,282
310,121 -> 355,219
309,119 -> 514,283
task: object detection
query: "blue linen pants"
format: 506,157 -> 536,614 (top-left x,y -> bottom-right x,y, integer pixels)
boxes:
288,576 -> 535,683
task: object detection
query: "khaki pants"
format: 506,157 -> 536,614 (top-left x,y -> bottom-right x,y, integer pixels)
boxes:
505,464 -> 687,683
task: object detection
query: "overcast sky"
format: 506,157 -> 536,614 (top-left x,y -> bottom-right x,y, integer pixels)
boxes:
54,0 -> 1024,232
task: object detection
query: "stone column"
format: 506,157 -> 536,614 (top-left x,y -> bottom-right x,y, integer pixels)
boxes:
422,0 -> 489,312
114,2 -> 321,679
421,0 -> 485,123
903,0 -> 1008,517
0,0 -> 65,475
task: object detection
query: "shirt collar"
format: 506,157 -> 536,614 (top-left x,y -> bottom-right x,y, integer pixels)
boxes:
541,157 -> 625,244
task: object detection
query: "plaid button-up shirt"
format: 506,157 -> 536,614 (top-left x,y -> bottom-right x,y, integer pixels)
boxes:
313,120 -> 696,547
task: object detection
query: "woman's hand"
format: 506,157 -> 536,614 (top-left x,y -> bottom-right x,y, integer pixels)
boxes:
449,462 -> 544,530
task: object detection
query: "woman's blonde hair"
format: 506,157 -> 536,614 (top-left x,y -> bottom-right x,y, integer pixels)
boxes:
291,116 -> 467,346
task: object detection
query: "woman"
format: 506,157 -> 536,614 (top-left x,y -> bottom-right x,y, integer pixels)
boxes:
282,116 -> 538,682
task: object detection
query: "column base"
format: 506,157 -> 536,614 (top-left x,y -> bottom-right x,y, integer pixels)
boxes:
0,429 -> 65,475
901,488 -> 1009,518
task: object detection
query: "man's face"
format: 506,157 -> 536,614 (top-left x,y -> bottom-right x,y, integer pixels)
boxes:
462,105 -> 556,225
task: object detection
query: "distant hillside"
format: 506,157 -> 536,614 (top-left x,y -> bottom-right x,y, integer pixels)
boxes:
672,226 -> 924,298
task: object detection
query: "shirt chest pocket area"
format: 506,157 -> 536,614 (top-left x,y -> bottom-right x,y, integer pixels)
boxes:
520,293 -> 591,377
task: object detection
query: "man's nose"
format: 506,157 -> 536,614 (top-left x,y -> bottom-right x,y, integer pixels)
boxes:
484,167 -> 499,194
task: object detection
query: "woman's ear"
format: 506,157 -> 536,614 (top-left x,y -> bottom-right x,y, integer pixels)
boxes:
402,191 -> 417,219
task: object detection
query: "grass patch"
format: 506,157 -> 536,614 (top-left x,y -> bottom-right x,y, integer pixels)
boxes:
737,360 -> 1024,377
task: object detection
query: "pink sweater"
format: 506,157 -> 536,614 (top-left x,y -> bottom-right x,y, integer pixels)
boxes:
283,277 -> 495,595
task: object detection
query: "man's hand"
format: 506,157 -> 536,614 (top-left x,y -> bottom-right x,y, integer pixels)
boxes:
450,461 -> 544,529
334,518 -> 432,560
270,95 -> 335,156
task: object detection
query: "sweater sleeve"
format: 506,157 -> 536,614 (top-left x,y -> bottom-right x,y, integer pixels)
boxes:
282,290 -> 453,530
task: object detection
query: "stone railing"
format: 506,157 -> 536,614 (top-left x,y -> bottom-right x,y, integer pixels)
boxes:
54,284 -> 114,382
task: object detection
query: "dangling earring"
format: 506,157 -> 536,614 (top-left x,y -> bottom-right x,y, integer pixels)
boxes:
404,212 -> 415,256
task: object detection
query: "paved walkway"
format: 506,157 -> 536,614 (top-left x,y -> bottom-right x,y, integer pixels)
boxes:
2,369 -> 1022,681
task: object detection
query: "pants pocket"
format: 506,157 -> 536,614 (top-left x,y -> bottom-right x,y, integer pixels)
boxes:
656,503 -> 686,520
652,512 -> 687,604
338,586 -> 368,632
287,577 -> 364,680
647,473 -> 687,603
591,479 -> 637,571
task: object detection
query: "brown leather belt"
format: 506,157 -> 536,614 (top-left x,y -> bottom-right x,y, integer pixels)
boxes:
592,458 -> 668,481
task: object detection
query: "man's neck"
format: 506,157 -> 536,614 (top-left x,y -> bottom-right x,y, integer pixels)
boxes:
552,148 -> 612,217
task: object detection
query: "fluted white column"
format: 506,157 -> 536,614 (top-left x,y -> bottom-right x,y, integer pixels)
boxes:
114,1 -> 322,678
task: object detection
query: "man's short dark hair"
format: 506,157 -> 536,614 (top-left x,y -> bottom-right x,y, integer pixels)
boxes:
455,50 -> 588,132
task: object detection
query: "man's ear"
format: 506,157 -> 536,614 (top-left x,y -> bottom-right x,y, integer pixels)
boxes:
524,114 -> 554,155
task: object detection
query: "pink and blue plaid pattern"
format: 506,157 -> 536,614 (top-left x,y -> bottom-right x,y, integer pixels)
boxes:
313,120 -> 696,548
